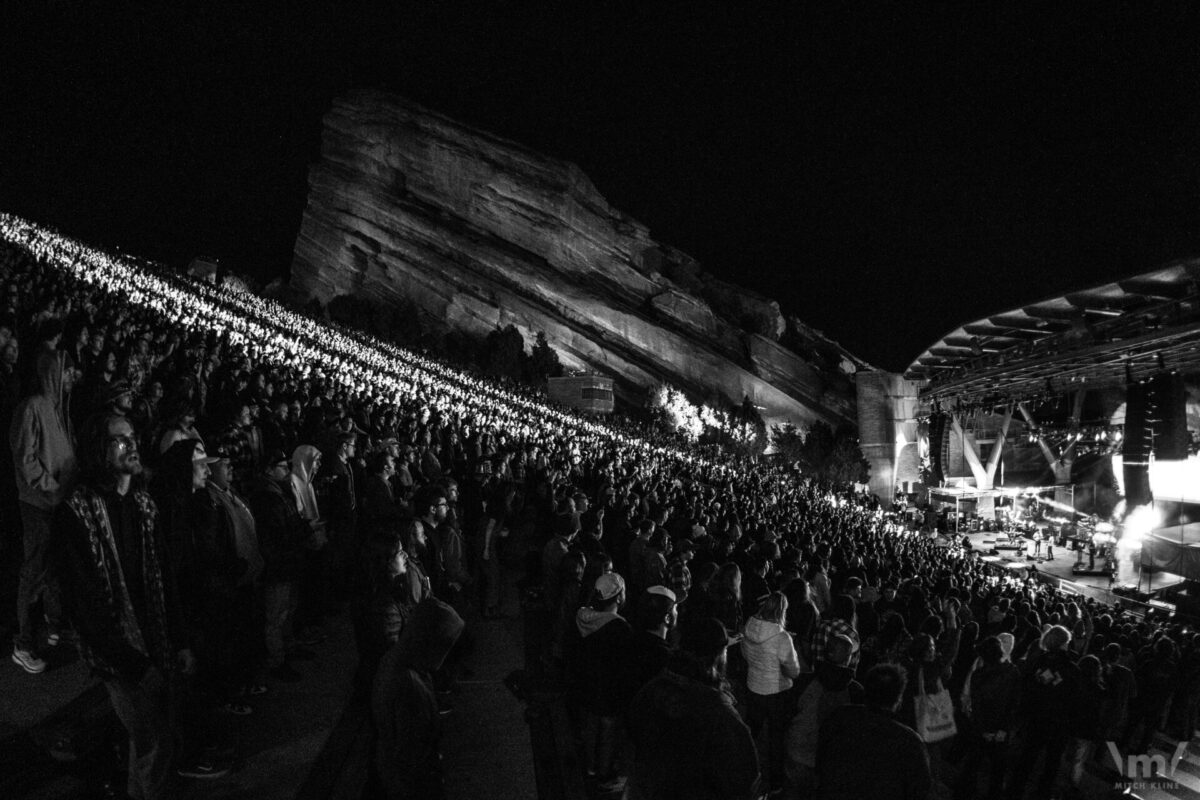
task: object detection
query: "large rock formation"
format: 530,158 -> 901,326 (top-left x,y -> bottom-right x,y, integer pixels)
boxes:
291,91 -> 867,430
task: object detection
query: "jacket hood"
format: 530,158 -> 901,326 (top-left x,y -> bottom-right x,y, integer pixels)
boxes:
744,617 -> 787,645
815,659 -> 856,691
389,597 -> 464,673
35,349 -> 69,407
291,444 -> 321,485
577,607 -> 623,638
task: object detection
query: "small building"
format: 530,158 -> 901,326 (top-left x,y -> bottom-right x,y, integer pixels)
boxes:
547,375 -> 615,414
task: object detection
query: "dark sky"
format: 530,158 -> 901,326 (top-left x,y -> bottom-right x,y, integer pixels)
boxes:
4,2 -> 1200,371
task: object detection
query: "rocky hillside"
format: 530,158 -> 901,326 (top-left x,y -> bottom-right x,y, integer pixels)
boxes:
291,90 -> 868,430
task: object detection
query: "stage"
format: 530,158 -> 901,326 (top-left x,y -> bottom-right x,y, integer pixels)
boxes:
961,529 -> 1180,610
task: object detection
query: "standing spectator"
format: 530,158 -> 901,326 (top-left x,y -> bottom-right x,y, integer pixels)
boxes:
816,664 -> 931,800
433,480 -> 471,603
622,586 -> 676,703
322,431 -> 358,605
371,597 -> 465,800
10,349 -> 78,672
953,636 -> 1020,800
361,450 -> 403,540
627,617 -> 760,800
1064,654 -> 1108,799
1005,625 -> 1079,800
353,533 -> 411,699
57,414 -> 199,798
1099,642 -> 1137,753
1129,636 -> 1179,755
573,573 -> 633,792
247,450 -> 316,684
741,591 -> 802,795
811,595 -> 860,673
151,438 -> 235,776
206,444 -> 264,702
666,537 -> 695,603
784,634 -> 863,799
477,466 -> 513,618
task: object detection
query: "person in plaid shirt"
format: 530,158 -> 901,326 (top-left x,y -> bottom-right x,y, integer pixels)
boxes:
810,594 -> 860,671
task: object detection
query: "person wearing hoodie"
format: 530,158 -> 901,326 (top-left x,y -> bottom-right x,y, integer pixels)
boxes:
289,443 -> 329,646
953,636 -> 1021,800
628,616 -> 760,800
571,571 -> 633,792
372,597 -> 465,800
784,634 -> 864,799
10,348 -> 78,673
742,591 -> 802,795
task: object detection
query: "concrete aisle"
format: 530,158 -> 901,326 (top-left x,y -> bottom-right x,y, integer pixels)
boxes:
441,600 -> 536,800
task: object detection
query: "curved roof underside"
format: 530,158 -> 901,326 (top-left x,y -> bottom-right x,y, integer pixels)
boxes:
906,259 -> 1200,407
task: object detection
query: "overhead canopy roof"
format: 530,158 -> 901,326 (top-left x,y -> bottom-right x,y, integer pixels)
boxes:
906,259 -> 1200,408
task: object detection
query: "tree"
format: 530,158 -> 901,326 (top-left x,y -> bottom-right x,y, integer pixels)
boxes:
792,421 -> 869,485
770,423 -> 807,462
526,331 -> 563,382
484,324 -> 526,382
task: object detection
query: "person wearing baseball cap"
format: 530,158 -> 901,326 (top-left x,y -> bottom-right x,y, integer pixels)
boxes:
572,572 -> 632,792
628,616 -> 760,800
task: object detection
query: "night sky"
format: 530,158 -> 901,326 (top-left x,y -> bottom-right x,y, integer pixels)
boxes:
4,3 -> 1200,371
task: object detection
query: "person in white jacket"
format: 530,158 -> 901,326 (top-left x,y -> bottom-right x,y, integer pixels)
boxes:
742,591 -> 802,795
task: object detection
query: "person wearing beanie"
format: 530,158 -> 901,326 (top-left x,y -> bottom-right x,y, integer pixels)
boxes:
628,617 -> 760,800
372,597 -> 465,800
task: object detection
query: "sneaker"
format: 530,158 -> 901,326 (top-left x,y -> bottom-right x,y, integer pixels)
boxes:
46,632 -> 60,647
222,702 -> 253,716
12,648 -> 46,674
177,758 -> 231,779
244,683 -> 269,696
269,663 -> 303,683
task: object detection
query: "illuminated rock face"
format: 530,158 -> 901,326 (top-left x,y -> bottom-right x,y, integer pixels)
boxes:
291,90 -> 863,430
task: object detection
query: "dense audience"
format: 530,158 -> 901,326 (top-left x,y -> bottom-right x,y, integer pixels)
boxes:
2,213 -> 1200,800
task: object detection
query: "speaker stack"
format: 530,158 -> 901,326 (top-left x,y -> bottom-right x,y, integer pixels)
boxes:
929,413 -> 949,485
1122,379 -> 1153,507
1151,371 -> 1189,461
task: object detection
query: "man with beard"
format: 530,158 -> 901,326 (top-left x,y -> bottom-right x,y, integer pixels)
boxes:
56,415 -> 198,798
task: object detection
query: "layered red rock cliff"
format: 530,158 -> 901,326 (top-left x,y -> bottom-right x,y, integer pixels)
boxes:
291,90 -> 868,430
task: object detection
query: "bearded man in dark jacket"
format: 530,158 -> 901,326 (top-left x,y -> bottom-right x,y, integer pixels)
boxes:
57,414 -> 193,799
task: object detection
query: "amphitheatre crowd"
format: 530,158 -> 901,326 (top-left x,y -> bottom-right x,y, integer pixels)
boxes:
1,213 -> 1199,800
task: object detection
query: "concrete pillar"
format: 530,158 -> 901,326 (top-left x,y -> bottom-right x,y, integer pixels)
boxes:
856,371 -> 923,506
